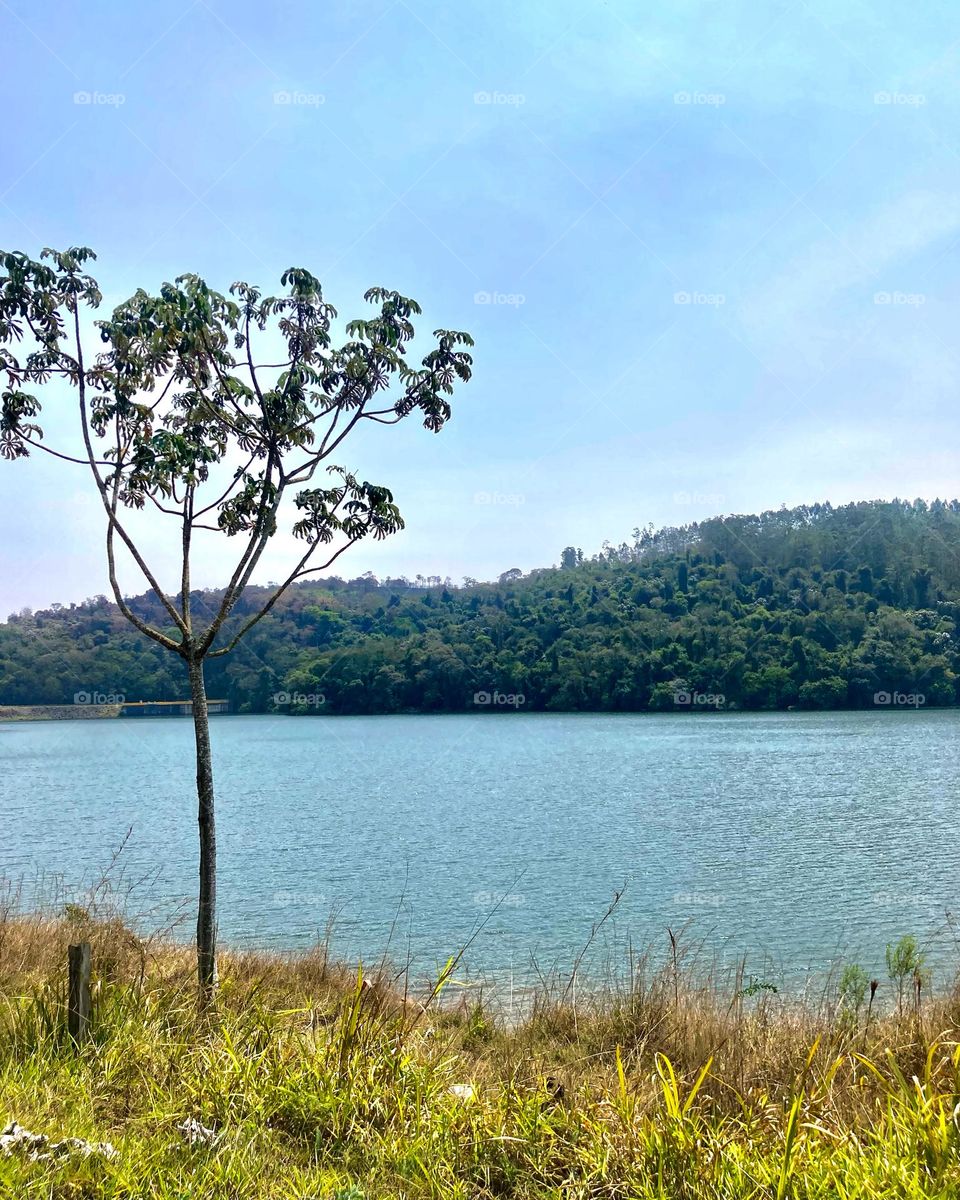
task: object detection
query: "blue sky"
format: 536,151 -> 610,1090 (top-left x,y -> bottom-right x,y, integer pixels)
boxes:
2,0 -> 960,612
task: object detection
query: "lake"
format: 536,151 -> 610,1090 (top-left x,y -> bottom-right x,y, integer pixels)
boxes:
2,710 -> 959,992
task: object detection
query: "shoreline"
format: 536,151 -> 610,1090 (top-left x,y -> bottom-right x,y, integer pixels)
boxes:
0,704 -> 122,722
1,704 -> 955,722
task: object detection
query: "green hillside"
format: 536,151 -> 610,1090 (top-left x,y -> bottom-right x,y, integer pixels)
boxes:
3,498 -> 960,715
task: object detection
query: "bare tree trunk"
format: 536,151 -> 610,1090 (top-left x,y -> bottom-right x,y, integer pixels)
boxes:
188,655 -> 218,998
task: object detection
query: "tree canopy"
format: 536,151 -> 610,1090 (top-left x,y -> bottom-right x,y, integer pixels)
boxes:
3,497 -> 959,715
0,244 -> 474,992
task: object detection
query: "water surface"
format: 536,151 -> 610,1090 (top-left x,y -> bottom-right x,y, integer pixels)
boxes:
2,710 -> 958,989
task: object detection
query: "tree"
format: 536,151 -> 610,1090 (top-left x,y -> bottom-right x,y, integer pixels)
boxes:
797,676 -> 847,709
0,246 -> 473,996
885,935 -> 925,1018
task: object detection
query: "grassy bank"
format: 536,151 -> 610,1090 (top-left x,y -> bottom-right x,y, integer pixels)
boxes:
1,910 -> 959,1198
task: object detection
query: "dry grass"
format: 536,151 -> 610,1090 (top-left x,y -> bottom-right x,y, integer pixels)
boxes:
2,899 -> 960,1198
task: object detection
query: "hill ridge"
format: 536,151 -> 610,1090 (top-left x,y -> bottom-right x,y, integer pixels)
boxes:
3,497 -> 960,714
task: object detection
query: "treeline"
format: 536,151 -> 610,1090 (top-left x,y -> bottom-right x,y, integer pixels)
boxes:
3,498 -> 960,714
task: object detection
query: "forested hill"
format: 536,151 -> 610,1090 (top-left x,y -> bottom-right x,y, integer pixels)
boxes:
4,498 -> 960,715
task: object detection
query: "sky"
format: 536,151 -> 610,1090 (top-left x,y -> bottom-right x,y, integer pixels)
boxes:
2,0 -> 960,614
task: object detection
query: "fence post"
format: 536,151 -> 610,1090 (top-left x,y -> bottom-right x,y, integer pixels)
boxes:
68,942 -> 92,1043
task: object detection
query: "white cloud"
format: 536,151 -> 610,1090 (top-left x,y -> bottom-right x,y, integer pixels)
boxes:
739,190 -> 960,341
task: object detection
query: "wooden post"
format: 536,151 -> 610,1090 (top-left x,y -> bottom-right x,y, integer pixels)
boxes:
68,942 -> 92,1043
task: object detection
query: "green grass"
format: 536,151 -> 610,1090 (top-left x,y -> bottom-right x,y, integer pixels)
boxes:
1,912 -> 960,1198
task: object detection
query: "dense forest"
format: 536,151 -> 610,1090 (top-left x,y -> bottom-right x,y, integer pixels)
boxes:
3,498 -> 960,715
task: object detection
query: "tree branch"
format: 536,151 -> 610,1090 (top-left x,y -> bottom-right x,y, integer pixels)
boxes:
73,302 -> 188,636
192,453 -> 257,520
206,535 -> 359,657
181,487 -> 193,631
21,437 -> 113,466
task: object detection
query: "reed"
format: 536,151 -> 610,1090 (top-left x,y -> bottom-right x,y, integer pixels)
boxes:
1,905 -> 959,1198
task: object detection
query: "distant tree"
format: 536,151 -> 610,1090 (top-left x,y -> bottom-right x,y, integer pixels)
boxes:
913,568 -> 932,608
0,246 -> 473,997
4,494 -> 960,724
797,676 -> 847,709
499,568 -> 522,585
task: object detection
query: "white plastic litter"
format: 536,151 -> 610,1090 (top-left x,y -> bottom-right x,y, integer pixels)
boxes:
0,1120 -> 117,1162
176,1117 -> 220,1146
